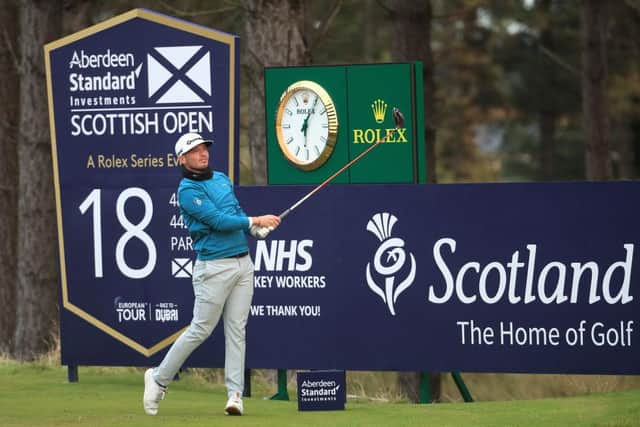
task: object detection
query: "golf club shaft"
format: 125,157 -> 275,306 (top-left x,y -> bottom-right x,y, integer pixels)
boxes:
279,130 -> 394,220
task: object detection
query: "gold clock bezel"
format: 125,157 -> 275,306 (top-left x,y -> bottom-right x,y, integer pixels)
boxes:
275,80 -> 339,171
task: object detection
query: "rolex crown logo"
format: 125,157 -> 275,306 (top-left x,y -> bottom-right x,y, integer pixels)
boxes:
371,99 -> 387,124
302,93 -> 310,104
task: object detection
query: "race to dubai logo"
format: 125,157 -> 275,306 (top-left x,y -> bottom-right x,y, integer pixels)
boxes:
365,212 -> 416,315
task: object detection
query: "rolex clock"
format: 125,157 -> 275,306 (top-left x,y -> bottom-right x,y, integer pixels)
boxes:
275,80 -> 339,171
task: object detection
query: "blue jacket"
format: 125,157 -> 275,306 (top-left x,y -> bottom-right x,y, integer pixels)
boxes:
178,172 -> 250,260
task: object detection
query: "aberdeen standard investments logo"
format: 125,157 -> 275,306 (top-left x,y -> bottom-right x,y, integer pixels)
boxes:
365,212 -> 416,315
67,45 -> 215,137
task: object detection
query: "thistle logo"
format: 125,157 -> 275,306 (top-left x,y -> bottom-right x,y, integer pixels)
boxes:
147,45 -> 212,104
365,212 -> 416,315
371,99 -> 387,123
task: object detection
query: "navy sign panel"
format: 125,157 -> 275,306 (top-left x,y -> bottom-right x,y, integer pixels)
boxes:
55,179 -> 640,375
45,9 -> 239,358
237,182 -> 640,375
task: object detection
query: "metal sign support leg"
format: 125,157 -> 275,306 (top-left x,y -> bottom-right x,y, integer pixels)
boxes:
270,369 -> 290,400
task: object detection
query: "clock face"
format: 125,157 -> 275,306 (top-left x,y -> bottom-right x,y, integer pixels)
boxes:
276,81 -> 338,171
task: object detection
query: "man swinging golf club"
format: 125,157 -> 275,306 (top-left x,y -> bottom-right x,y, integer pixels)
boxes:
143,132 -> 280,416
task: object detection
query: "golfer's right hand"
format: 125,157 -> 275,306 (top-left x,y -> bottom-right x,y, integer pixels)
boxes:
252,215 -> 281,229
249,225 -> 271,239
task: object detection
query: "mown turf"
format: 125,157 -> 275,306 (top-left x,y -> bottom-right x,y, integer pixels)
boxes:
1,361 -> 639,427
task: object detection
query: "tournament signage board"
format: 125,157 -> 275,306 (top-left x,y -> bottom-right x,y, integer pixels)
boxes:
56,178 -> 640,374
238,181 -> 639,374
45,9 -> 239,360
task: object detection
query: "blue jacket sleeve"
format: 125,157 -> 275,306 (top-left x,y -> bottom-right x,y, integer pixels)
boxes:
179,183 -> 250,232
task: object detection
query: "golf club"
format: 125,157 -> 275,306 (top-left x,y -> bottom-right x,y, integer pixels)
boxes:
252,107 -> 405,239
278,107 -> 405,220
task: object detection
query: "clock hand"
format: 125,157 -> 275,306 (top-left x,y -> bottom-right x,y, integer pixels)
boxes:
303,96 -> 319,147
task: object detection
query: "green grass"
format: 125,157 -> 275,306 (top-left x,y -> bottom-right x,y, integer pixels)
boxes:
1,361 -> 639,427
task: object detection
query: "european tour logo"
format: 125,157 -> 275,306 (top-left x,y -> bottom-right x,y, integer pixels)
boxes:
365,212 -> 417,315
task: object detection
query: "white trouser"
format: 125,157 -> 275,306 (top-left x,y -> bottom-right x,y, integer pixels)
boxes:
153,255 -> 254,397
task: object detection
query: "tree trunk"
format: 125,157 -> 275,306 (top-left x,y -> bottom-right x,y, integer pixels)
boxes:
0,0 -> 19,355
243,0 -> 306,184
389,0 -> 436,183
421,1 -> 437,184
13,0 -> 62,360
611,119 -> 635,179
63,0 -> 93,36
539,110 -> 556,180
360,0 -> 376,63
538,0 -> 557,181
388,0 -> 440,402
581,0 -> 611,180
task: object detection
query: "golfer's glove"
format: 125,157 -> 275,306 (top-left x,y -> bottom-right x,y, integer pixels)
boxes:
249,224 -> 272,239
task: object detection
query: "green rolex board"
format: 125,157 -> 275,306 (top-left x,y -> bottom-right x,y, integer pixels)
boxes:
265,63 -> 426,185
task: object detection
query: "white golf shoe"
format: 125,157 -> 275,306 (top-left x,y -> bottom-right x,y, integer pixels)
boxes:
143,368 -> 166,415
224,391 -> 244,415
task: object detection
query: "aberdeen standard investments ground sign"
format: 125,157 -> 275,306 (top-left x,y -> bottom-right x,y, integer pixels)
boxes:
45,9 -> 239,362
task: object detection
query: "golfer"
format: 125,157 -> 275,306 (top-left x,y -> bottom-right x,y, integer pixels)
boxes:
143,132 -> 280,416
